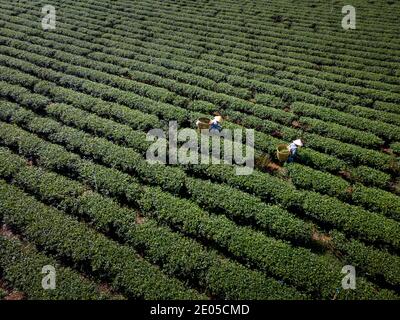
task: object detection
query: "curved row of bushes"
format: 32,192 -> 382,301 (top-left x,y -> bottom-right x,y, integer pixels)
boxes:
0,234 -> 109,300
0,51 -> 191,123
3,0 -> 398,88
0,180 -> 204,300
298,117 -> 383,148
1,19 -> 398,152
349,166 -> 391,190
2,121 -> 399,299
329,230 -> 400,288
290,101 -> 400,142
221,108 -> 392,171
0,29 -> 391,175
0,55 -> 369,178
1,99 -> 398,251
0,146 -> 304,300
43,0 -> 400,87
189,164 -> 400,249
46,101 -> 400,224
286,163 -> 400,221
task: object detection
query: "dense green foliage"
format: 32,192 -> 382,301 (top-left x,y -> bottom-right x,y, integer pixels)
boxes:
0,0 -> 399,300
0,235 -> 110,300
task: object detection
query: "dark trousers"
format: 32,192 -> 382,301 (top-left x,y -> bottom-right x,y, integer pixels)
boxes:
287,149 -> 297,163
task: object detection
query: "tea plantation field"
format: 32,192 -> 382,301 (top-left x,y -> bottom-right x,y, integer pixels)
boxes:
0,0 -> 399,300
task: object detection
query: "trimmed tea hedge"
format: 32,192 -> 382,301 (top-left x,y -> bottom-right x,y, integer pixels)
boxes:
286,163 -> 350,200
330,231 -> 400,287
0,146 -> 305,300
298,116 -> 383,148
302,192 -> 400,248
34,80 -> 161,131
0,100 -> 184,194
1,0 -> 399,300
391,142 -> 400,154
0,180 -> 204,300
351,184 -> 400,221
0,123 -> 396,299
0,235 -> 108,300
185,176 -> 315,243
190,164 -> 400,249
0,48 -> 393,173
349,166 -> 391,189
291,102 -> 400,142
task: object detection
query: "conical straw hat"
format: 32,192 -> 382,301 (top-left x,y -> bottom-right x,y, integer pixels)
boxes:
214,115 -> 223,123
293,139 -> 303,146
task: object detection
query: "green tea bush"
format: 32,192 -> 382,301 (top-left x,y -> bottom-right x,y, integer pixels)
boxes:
0,147 -> 304,300
352,184 -> 400,221
0,180 -> 203,300
0,235 -> 107,300
286,163 -> 350,199
350,166 -> 391,189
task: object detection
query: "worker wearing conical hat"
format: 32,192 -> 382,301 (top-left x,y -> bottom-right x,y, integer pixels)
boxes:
287,139 -> 303,163
209,115 -> 223,134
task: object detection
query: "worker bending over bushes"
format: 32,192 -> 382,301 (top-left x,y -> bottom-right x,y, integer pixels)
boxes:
287,139 -> 303,163
196,114 -> 224,134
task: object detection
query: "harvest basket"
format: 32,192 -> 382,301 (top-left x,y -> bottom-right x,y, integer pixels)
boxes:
196,118 -> 210,130
277,144 -> 290,162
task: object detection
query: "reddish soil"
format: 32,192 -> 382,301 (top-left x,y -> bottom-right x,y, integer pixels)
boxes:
314,64 -> 323,71
4,291 -> 25,300
346,186 -> 354,195
0,225 -> 12,238
389,181 -> 400,195
135,215 -> 146,225
98,283 -> 112,295
312,229 -> 344,260
381,147 -> 392,154
0,224 -> 19,241
255,155 -> 270,169
26,155 -> 38,166
0,280 -> 25,301
291,120 -> 301,128
331,291 -> 339,300
266,162 -> 283,173
97,282 -> 125,299
312,231 -> 332,245
338,170 -> 351,180
271,130 -> 283,138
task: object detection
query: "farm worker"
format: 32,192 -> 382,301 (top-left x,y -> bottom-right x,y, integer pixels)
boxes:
209,115 -> 223,134
287,139 -> 303,163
